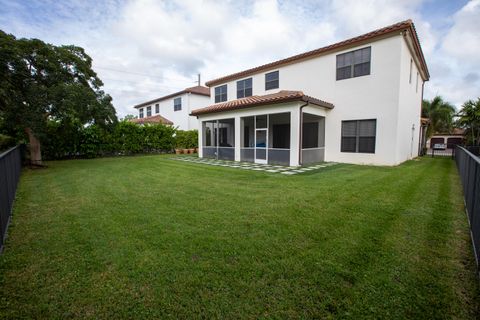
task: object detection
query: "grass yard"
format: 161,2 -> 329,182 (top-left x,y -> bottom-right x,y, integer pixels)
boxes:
0,155 -> 479,319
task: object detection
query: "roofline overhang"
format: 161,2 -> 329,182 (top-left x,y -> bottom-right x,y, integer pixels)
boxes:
205,20 -> 429,87
190,96 -> 334,117
134,88 -> 210,109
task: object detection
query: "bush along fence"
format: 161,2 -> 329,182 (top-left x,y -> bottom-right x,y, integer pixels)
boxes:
455,145 -> 480,270
0,145 -> 23,253
41,122 -> 197,160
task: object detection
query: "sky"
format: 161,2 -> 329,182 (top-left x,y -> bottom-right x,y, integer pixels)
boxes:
0,0 -> 479,117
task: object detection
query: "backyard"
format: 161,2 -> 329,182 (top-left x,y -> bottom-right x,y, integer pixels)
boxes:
0,155 -> 478,318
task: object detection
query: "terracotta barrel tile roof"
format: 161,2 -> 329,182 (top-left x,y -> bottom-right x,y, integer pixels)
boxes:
190,90 -> 334,116
205,20 -> 429,87
134,85 -> 210,109
130,114 -> 173,125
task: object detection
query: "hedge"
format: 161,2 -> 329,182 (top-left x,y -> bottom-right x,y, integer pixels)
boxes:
41,121 -> 179,160
175,130 -> 198,149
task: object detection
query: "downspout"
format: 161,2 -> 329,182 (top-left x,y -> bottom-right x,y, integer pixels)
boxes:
299,102 -> 309,166
419,81 -> 425,155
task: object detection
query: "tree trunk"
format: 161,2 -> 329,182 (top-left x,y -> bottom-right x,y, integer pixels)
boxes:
25,128 -> 43,166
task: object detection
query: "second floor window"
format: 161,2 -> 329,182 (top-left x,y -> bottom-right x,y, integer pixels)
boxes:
174,97 -> 182,111
265,71 -> 279,90
215,85 -> 227,103
155,103 -> 159,113
336,47 -> 371,81
237,78 -> 252,99
139,108 -> 144,118
146,106 -> 152,117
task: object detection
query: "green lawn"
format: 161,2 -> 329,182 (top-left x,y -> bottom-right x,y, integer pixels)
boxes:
0,155 -> 478,319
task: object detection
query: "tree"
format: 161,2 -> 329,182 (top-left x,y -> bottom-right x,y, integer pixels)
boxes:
457,98 -> 480,146
122,114 -> 137,121
0,30 -> 117,165
422,96 -> 456,138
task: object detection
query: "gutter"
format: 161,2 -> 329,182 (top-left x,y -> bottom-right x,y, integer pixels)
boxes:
299,102 -> 309,165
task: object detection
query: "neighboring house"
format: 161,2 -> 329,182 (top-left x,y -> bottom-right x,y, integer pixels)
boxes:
191,20 -> 429,166
133,86 -> 210,130
130,114 -> 173,125
427,128 -> 465,150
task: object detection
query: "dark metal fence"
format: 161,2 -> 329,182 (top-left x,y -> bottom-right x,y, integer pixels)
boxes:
455,145 -> 480,268
467,146 -> 480,157
0,145 -> 23,253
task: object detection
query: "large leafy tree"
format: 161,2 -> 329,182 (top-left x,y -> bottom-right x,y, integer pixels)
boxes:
0,30 -> 117,165
457,98 -> 480,146
422,96 -> 456,138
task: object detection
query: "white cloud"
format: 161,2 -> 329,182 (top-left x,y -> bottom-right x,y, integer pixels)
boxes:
0,0 -> 478,116
442,0 -> 480,65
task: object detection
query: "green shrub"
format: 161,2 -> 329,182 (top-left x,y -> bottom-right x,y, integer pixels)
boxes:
175,130 -> 198,149
0,134 -> 16,152
41,120 -> 177,159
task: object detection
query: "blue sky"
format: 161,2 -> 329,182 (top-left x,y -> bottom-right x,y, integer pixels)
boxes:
0,0 -> 479,116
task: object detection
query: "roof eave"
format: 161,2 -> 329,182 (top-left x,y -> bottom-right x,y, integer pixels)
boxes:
205,20 -> 429,87
190,96 -> 334,117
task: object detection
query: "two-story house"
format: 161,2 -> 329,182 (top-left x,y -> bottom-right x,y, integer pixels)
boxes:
133,86 -> 210,130
190,20 -> 429,166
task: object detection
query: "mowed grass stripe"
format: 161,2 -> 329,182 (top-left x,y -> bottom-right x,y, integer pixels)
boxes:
0,156 -> 478,319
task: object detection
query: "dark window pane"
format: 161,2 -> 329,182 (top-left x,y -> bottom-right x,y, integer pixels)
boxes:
354,62 -> 370,77
337,47 -> 370,80
155,104 -> 159,113
336,66 -> 352,80
237,78 -> 252,98
215,85 -> 227,103
354,50 -> 362,64
174,97 -> 182,111
342,121 -> 357,136
237,80 -> 245,91
265,71 -> 279,90
341,137 -> 356,152
358,137 -> 375,153
266,79 -> 279,90
336,54 -> 345,68
362,47 -> 371,63
358,119 -> 376,136
344,52 -> 353,65
266,71 -> 278,82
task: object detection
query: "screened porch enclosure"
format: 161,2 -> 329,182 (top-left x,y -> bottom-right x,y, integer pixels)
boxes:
301,113 -> 325,164
200,110 -> 326,166
202,119 -> 235,160
240,112 -> 291,166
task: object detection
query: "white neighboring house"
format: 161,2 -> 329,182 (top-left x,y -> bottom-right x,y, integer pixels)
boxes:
191,20 -> 429,166
133,86 -> 210,130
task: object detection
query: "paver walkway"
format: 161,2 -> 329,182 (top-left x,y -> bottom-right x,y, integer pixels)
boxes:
171,156 -> 338,175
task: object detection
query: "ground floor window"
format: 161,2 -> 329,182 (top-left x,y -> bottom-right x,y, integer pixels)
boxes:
341,119 -> 376,153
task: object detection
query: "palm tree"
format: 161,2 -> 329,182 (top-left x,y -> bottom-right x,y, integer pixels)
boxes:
422,96 -> 456,138
457,98 -> 480,146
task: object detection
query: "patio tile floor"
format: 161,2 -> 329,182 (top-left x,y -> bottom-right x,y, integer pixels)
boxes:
171,156 -> 338,175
